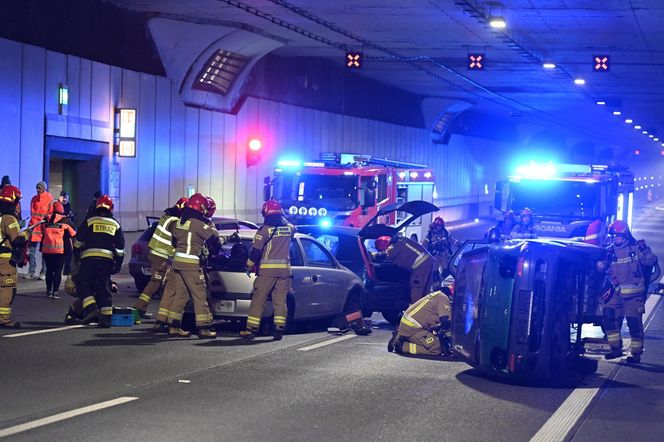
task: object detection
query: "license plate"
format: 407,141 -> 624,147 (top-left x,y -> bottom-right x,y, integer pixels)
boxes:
215,301 -> 235,313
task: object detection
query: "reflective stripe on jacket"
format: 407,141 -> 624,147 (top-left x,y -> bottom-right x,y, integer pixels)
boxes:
148,214 -> 178,258
172,218 -> 220,270
41,214 -> 76,255
247,224 -> 295,278
29,192 -> 54,241
398,290 -> 452,335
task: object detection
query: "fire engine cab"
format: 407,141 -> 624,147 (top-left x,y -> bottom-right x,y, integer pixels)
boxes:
265,153 -> 435,240
494,161 -> 635,240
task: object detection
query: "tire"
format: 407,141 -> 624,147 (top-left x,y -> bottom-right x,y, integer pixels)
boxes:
331,288 -> 362,329
381,310 -> 402,326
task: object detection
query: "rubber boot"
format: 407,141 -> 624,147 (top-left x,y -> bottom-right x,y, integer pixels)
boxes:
240,330 -> 256,340
387,331 -> 399,353
97,315 -> 111,328
198,328 -> 217,339
64,308 -> 81,325
80,309 -> 100,325
273,330 -> 283,341
604,348 -> 623,360
626,354 -> 641,364
168,327 -> 191,337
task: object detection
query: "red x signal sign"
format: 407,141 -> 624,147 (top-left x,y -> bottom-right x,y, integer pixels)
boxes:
346,52 -> 362,69
468,54 -> 485,70
593,55 -> 610,71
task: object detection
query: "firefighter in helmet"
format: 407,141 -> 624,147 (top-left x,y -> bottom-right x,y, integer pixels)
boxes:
510,207 -> 537,239
0,185 -> 32,328
422,216 -> 459,280
167,194 -> 236,338
598,220 -> 657,363
133,197 -> 188,323
241,200 -> 296,341
387,290 -> 452,356
72,195 -> 125,327
496,210 -> 516,237
373,234 -> 435,304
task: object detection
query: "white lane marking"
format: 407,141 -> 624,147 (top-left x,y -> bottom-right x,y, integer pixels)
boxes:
3,325 -> 85,338
531,294 -> 661,442
297,334 -> 356,351
0,396 -> 138,438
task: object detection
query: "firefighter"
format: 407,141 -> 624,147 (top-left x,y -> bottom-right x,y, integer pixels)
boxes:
0,185 -> 32,328
387,290 -> 452,356
167,194 -> 235,338
510,207 -> 537,239
583,216 -> 606,246
373,234 -> 435,303
41,201 -> 77,298
132,197 -> 188,321
422,216 -> 459,280
72,195 -> 125,328
598,220 -> 657,363
27,181 -> 54,279
240,200 -> 296,341
496,210 -> 516,237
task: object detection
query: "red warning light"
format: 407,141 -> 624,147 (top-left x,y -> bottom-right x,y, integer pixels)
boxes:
247,137 -> 263,166
634,149 -> 641,156
346,52 -> 362,69
248,138 -> 262,152
593,55 -> 610,72
468,54 -> 485,70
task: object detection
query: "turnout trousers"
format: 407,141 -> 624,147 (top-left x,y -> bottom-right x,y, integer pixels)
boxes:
168,268 -> 212,328
0,260 -> 18,326
604,294 -> 646,355
245,276 -> 290,333
410,262 -> 434,304
156,273 -> 178,324
133,254 -> 169,313
75,258 -> 114,320
398,328 -> 442,356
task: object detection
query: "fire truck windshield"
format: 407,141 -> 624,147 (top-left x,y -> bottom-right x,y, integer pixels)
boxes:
509,179 -> 601,219
274,173 -> 359,210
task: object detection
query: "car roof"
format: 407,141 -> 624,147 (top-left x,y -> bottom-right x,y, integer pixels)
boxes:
296,225 -> 360,236
217,229 -> 313,240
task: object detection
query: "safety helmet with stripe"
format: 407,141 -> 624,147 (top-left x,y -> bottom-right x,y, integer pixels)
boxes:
174,197 -> 188,212
187,193 -> 215,217
262,199 -> 282,217
0,185 -> 22,204
608,220 -> 630,236
96,195 -> 114,214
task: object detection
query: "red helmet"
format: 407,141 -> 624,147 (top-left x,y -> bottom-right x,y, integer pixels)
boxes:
205,196 -> 217,218
187,193 -> 216,217
174,197 -> 188,212
52,201 -> 64,215
375,236 -> 391,252
0,185 -> 22,204
262,199 -> 282,217
96,195 -> 114,213
433,217 -> 445,227
608,220 -> 630,236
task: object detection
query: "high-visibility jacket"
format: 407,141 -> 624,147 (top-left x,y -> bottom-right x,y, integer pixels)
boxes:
385,237 -> 433,271
172,214 -> 224,270
0,213 -> 29,262
41,214 -> 76,255
74,215 -> 125,262
148,211 -> 179,259
247,220 -> 296,278
602,242 -> 657,297
398,290 -> 452,335
29,191 -> 54,242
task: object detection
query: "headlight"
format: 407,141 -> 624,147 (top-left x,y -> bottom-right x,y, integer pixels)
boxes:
308,207 -> 318,216
298,207 -> 308,216
288,206 -> 298,215
318,208 -> 328,217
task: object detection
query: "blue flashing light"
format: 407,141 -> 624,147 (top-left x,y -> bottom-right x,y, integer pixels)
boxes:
514,161 -> 557,178
277,159 -> 302,168
319,219 -> 332,227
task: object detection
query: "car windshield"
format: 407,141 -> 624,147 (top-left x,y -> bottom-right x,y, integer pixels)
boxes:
274,172 -> 358,211
509,179 -> 600,219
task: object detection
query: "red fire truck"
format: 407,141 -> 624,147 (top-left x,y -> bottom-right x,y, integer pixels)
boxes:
265,153 -> 436,239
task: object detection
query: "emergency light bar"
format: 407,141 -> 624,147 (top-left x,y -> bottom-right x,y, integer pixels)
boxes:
319,152 -> 426,169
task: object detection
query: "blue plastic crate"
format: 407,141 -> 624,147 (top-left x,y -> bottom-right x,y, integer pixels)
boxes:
111,308 -> 134,327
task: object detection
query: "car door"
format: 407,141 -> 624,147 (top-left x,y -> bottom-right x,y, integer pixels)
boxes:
300,237 -> 348,316
288,239 -> 312,321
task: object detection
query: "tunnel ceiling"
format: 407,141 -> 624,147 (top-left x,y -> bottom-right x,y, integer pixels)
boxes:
102,0 -> 664,154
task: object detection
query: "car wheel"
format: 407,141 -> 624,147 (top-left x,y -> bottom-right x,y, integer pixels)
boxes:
331,288 -> 363,329
380,310 -> 402,326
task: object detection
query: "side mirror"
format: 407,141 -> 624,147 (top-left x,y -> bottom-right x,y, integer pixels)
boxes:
263,176 -> 271,202
363,188 -> 376,208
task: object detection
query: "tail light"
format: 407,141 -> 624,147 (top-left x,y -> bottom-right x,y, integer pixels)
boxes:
131,244 -> 144,258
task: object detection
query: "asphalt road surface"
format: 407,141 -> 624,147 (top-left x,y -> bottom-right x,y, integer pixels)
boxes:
1,205 -> 663,441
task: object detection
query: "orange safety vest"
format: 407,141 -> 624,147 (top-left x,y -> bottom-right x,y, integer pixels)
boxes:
30,191 -> 54,242
41,214 -> 76,255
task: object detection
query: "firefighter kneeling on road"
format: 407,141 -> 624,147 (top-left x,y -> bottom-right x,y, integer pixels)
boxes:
240,200 -> 296,341
598,220 -> 657,363
133,197 -> 188,324
387,290 -> 453,356
372,234 -> 435,303
71,195 -> 125,328
167,194 -> 236,338
0,185 -> 32,329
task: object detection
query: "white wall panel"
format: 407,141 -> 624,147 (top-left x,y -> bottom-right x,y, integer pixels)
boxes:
20,44 -> 46,196
209,111 -> 225,205
118,69 -> 140,231
44,51 -> 66,117
0,39 -> 22,193
197,109 -> 212,197
183,106 -> 199,200
137,73 -> 156,218
168,83 -> 186,204
153,77 -> 172,211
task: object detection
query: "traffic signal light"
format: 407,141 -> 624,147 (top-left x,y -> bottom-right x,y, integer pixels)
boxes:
247,137 -> 262,166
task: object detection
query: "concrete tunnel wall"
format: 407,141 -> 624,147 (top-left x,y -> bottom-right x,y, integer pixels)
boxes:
0,36 -> 508,230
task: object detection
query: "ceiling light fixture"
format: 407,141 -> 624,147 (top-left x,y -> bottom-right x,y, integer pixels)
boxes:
655,138 -> 660,141
542,62 -> 556,69
489,16 -> 507,29
596,101 -> 606,105
625,119 -> 633,124
642,130 -> 648,134
574,78 -> 586,85
635,125 -> 642,129
613,111 -> 622,116
649,134 -> 654,138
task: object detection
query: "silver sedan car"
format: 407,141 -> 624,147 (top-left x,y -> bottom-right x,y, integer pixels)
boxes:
206,230 -> 364,331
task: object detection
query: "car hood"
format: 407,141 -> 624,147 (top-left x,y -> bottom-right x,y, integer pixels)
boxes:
358,200 -> 439,238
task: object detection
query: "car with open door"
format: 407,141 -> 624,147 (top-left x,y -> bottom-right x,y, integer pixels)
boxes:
128,216 -> 258,291
206,230 -> 364,332
357,200 -> 439,324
